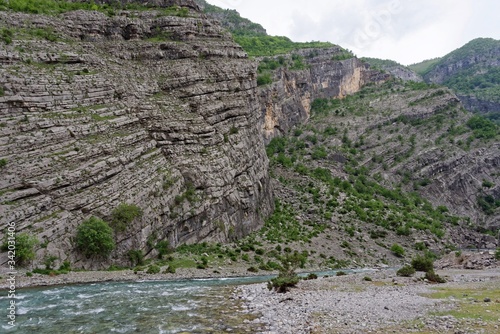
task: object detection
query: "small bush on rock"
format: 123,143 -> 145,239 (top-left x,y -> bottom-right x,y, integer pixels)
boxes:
391,243 -> 405,257
267,252 -> 303,293
110,203 -> 142,232
146,264 -> 161,274
305,273 -> 318,280
397,265 -> 416,277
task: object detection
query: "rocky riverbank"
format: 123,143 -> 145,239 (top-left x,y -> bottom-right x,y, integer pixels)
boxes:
234,268 -> 500,334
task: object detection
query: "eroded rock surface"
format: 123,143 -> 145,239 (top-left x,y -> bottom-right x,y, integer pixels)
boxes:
0,6 -> 273,268
257,48 -> 389,142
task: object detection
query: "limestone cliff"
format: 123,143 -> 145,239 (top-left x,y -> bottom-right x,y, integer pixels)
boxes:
258,48 -> 389,142
0,6 -> 273,268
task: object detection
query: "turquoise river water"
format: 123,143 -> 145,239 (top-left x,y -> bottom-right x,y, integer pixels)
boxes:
0,270 -> 372,333
0,276 -> 274,333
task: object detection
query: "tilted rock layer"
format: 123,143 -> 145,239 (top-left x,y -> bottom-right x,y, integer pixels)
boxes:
257,48 -> 389,142
0,7 -> 273,268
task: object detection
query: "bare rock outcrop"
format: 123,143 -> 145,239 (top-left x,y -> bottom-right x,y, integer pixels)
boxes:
257,48 -> 389,142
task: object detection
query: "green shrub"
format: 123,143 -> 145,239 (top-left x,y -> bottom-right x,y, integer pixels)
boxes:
146,264 -> 161,274
43,255 -> 58,270
495,248 -> 500,260
414,242 -> 427,251
247,266 -> 259,273
390,243 -> 405,258
336,271 -> 347,276
13,233 -> 38,266
466,115 -> 498,139
234,34 -> 332,57
255,248 -> 265,255
305,273 -> 318,280
267,252 -> 302,293
411,255 -> 434,272
155,240 -> 171,258
397,265 -> 416,277
76,217 -> 115,258
59,261 -> 71,271
257,73 -> 272,86
128,249 -> 144,266
424,270 -> 446,283
267,273 -> 300,293
0,158 -> 7,169
165,265 -> 176,274
110,203 -> 142,232
0,28 -> 13,44
363,276 -> 372,281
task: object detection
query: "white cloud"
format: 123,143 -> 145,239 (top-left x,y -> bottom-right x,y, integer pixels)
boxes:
207,0 -> 499,65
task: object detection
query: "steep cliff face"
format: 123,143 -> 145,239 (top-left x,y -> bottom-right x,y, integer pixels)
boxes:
258,48 -> 390,142
0,6 -> 273,268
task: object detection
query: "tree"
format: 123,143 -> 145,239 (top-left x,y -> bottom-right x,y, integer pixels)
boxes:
15,233 -> 38,266
267,251 -> 305,293
76,217 -> 115,258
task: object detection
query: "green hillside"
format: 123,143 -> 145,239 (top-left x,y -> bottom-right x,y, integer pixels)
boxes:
408,57 -> 442,76
195,0 -> 333,56
411,38 -> 500,122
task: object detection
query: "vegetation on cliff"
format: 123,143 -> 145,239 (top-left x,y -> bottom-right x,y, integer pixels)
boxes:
411,38 -> 500,122
0,0 -> 191,16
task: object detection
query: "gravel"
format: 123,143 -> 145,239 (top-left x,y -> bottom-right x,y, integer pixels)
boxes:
234,268 -> 500,334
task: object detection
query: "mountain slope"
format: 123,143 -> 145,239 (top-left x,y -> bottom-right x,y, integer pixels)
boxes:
266,80 -> 499,264
411,38 -> 500,121
362,57 -> 422,82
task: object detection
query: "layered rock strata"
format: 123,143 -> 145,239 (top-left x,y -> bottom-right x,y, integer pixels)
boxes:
0,6 -> 273,268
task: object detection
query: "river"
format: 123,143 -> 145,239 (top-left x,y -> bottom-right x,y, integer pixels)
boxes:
0,269 -> 374,333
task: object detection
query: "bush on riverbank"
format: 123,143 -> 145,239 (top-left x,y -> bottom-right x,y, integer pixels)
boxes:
397,265 -> 416,277
267,252 -> 303,293
411,255 -> 434,272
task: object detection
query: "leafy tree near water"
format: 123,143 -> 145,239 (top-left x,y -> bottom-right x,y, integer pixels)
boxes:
7,233 -> 38,266
76,217 -> 115,258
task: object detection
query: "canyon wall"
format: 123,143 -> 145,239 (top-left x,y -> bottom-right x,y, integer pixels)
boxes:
0,6 -> 273,268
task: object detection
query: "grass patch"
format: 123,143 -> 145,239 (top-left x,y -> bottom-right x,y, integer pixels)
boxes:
427,286 -> 500,322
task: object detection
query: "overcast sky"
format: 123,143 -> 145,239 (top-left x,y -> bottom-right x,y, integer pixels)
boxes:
206,0 -> 500,65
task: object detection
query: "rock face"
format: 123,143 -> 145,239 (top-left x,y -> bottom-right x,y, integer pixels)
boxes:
423,43 -> 500,85
258,48 -> 390,142
362,57 -> 423,83
457,94 -> 500,115
0,7 -> 273,268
